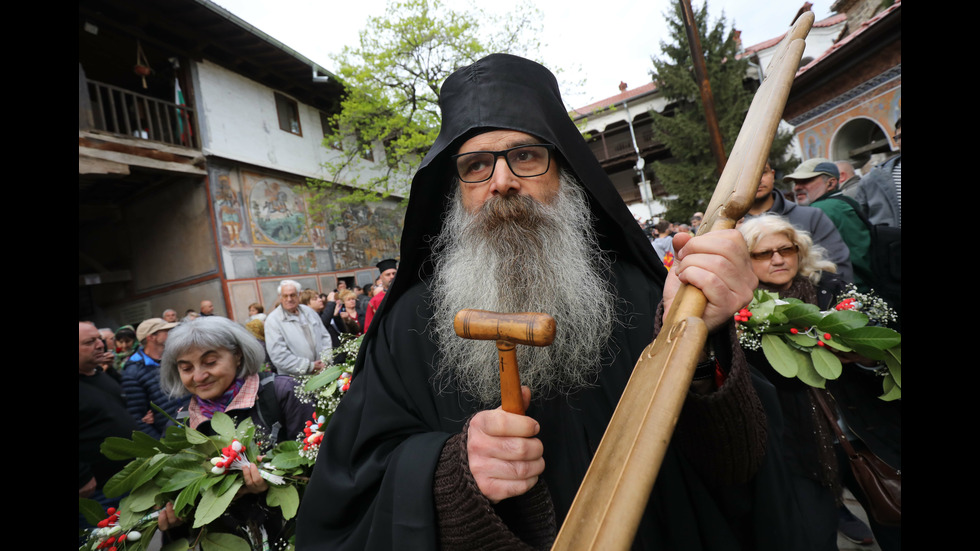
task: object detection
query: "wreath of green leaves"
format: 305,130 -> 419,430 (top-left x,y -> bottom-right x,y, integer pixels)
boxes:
737,289 -> 901,400
80,409 -> 313,550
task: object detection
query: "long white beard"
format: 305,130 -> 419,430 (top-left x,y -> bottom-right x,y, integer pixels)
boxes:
428,170 -> 617,406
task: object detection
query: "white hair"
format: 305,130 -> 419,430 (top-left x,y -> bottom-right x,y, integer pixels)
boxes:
278,279 -> 302,294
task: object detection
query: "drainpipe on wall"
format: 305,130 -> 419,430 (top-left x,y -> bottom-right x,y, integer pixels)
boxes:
621,99 -> 653,219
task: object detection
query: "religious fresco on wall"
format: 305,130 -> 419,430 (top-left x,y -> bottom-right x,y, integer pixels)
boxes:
211,171 -> 247,248
326,202 -> 404,270
217,176 -> 245,247
208,167 -> 403,287
243,173 -> 312,246
795,82 -> 901,159
254,248 -> 319,276
801,131 -> 826,159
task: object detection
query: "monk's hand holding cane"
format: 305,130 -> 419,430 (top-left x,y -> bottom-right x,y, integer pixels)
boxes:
454,309 -> 556,503
664,230 -> 757,336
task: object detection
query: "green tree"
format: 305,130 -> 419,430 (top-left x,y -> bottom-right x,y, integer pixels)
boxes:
309,0 -> 543,221
649,1 -> 796,223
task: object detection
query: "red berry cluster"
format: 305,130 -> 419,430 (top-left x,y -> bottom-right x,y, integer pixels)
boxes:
835,298 -> 857,311
734,308 -> 753,323
96,507 -> 119,529
94,508 -> 127,550
303,414 -> 325,451
216,440 -> 245,469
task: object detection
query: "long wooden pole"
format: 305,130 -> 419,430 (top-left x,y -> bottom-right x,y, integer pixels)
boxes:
679,0 -> 727,175
552,12 -> 815,550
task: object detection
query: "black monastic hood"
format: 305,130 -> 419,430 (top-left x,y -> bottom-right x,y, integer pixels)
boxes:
373,53 -> 666,337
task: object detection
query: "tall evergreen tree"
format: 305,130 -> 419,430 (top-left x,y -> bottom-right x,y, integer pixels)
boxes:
649,1 -> 796,223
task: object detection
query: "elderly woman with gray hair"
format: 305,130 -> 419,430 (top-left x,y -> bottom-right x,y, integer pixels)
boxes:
155,316 -> 313,546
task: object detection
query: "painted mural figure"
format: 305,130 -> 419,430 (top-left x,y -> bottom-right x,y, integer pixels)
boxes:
251,180 -> 308,245
216,175 -> 244,247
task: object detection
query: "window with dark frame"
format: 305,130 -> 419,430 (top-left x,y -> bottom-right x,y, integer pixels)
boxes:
320,111 -> 342,150
357,133 -> 374,162
275,93 -> 302,136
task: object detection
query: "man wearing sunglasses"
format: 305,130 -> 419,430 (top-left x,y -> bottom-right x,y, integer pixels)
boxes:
299,54 -> 800,550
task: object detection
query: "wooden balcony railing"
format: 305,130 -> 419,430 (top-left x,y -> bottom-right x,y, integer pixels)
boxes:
85,79 -> 199,149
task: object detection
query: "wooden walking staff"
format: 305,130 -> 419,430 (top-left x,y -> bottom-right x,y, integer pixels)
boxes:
553,12 -> 815,551
453,309 -> 557,414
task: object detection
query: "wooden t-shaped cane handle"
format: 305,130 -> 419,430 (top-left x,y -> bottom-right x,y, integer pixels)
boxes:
454,309 -> 557,414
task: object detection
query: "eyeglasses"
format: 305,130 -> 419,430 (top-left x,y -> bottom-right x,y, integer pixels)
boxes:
451,144 -> 556,183
750,244 -> 799,261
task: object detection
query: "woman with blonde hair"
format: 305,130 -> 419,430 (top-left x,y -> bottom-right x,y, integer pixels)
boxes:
333,289 -> 364,335
738,214 -> 849,550
739,214 -> 840,306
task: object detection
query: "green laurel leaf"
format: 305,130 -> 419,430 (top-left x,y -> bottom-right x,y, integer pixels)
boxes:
781,303 -> 822,326
193,479 -> 243,528
794,354 -> 826,389
884,346 -> 901,388
269,449 -> 306,470
123,479 -> 161,512
761,334 -> 802,378
304,365 -> 343,392
103,458 -> 148,498
160,538 -> 191,551
880,374 -> 901,401
267,483 -> 300,520
786,333 -> 818,347
810,346 -> 843,380
174,476 -> 204,517
209,412 -> 236,440
201,531 -> 251,551
185,426 -> 211,445
839,326 -> 901,351
101,435 -> 156,460
815,310 -> 869,333
78,497 -> 106,526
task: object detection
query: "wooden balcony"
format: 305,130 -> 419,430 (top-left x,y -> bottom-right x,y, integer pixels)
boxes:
83,79 -> 200,149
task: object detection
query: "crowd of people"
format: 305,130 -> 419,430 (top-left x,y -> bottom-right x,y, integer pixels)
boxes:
81,53 -> 899,550
79,259 -> 398,543
635,122 -> 902,549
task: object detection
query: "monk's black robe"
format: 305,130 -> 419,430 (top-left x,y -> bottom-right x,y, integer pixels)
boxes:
297,53 -> 804,550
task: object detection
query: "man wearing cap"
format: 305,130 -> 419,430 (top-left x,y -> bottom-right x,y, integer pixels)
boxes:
785,158 -> 873,292
264,279 -> 332,377
363,258 -> 397,332
746,160 -> 854,283
298,55 -> 801,550
121,318 -> 188,438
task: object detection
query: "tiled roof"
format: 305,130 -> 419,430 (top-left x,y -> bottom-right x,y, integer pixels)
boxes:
796,0 -> 900,76
741,12 -> 848,56
570,81 -> 659,118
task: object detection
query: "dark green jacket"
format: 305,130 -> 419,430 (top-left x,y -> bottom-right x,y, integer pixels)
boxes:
812,191 -> 873,293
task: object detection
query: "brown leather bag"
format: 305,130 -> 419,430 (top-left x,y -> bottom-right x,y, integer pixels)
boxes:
812,389 -> 901,526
